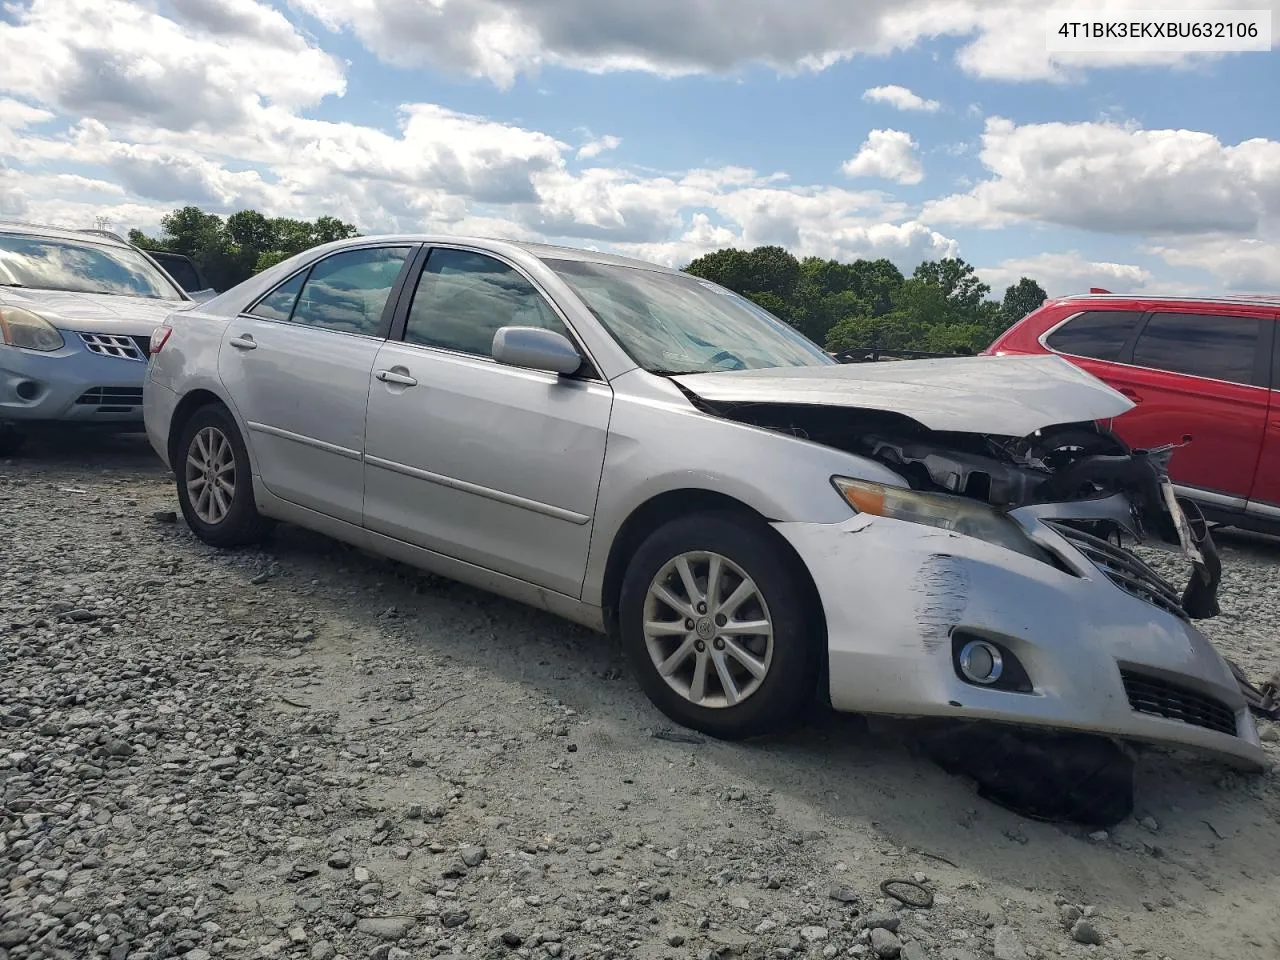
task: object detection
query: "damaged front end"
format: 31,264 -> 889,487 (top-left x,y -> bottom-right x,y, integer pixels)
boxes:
673,357 -> 1267,822
856,425 -> 1223,622
690,383 -> 1222,625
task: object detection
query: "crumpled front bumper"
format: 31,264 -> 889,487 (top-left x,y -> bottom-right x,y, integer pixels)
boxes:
774,512 -> 1265,771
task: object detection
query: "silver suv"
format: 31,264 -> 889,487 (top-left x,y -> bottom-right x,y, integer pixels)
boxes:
0,219 -> 195,455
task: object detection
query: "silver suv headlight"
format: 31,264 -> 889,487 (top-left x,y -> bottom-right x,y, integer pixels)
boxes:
0,306 -> 65,352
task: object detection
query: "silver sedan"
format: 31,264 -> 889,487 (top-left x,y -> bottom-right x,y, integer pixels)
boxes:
141,235 -> 1263,770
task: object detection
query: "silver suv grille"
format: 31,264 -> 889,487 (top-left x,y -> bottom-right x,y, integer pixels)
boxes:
78,333 -> 146,362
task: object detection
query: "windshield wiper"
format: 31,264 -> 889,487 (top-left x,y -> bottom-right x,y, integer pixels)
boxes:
0,281 -> 26,287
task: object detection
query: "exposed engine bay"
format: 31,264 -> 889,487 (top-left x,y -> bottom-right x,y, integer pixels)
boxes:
686,395 -> 1223,621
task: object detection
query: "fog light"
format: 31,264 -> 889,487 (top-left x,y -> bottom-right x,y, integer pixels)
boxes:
958,639 -> 1003,685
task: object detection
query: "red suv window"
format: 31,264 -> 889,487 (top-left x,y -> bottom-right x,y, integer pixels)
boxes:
1045,310 -> 1144,361
1129,312 -> 1262,385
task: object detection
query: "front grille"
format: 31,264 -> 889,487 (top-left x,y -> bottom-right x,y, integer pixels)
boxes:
75,387 -> 143,406
1120,669 -> 1238,737
78,333 -> 146,362
132,335 -> 151,356
1047,521 -> 1188,621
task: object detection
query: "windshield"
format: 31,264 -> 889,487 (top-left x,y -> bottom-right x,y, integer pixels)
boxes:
544,258 -> 835,374
0,234 -> 186,300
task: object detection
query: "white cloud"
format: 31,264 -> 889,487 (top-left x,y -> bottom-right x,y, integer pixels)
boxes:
842,130 -> 924,185
0,35 -> 962,277
980,251 -> 1153,298
0,0 -> 345,131
862,85 -> 940,112
577,135 -> 622,160
925,117 -> 1280,236
290,0 -> 1279,87
1149,238 -> 1280,292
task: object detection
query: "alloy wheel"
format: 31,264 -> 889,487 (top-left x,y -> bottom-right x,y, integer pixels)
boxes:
185,426 -> 236,525
642,551 -> 774,708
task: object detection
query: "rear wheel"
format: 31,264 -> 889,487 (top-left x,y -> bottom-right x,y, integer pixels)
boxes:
619,513 -> 821,740
174,404 -> 272,548
0,424 -> 25,458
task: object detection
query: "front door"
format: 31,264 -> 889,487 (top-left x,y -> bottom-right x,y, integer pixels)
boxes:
218,244 -> 416,525
362,246 -> 613,599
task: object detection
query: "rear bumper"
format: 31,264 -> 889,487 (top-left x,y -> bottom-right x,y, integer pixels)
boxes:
775,514 -> 1265,771
1,336 -> 146,424
142,375 -> 179,469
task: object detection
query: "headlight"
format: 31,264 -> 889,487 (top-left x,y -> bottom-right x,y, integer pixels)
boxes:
832,475 -> 1047,561
0,306 -> 65,352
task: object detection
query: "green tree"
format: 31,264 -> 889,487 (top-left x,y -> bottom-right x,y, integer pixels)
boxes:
684,248 -> 751,291
131,207 -> 359,291
313,215 -> 360,246
741,245 -> 801,301
912,258 -> 990,313
1001,277 -> 1048,325
225,210 -> 275,256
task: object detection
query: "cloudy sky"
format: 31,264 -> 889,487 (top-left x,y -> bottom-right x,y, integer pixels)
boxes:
0,0 -> 1278,296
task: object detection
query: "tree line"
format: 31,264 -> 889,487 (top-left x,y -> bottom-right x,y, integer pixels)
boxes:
129,206 -> 360,294
132,207 -> 1048,354
683,246 -> 1047,355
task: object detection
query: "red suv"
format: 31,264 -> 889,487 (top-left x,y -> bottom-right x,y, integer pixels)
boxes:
986,294 -> 1280,536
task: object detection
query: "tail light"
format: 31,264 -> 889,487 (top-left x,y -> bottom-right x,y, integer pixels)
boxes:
150,325 -> 173,355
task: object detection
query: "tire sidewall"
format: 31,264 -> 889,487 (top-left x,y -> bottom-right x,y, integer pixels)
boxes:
175,405 -> 261,546
618,512 -> 820,739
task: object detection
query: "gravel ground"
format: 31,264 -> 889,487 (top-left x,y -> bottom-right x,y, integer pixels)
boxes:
3,431 -> 1280,960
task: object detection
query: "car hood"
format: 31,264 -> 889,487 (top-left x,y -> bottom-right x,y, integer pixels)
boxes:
671,354 -> 1135,437
0,288 -> 193,337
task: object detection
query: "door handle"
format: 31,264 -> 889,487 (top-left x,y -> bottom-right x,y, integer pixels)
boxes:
1119,387 -> 1142,404
376,369 -> 418,387
229,335 -> 257,350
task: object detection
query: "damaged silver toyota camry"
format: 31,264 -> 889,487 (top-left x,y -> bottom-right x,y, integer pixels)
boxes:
143,237 -> 1265,775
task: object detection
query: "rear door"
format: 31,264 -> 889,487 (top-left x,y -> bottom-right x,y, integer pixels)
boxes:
1100,308 -> 1273,506
218,243 -> 417,525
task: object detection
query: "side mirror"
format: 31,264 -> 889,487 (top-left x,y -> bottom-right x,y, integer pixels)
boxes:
188,288 -> 218,303
492,326 -> 583,376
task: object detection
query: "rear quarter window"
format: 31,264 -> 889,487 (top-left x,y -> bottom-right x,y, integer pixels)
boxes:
1044,310 -> 1144,361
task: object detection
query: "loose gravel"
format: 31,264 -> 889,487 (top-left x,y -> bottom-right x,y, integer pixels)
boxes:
2,432 -> 1279,960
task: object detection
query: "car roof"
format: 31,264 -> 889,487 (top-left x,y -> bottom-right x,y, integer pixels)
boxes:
0,218 -> 134,249
1046,292 -> 1280,311
511,240 -> 684,274
293,233 -> 687,276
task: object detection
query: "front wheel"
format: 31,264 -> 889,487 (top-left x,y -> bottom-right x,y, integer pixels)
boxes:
618,513 -> 821,740
174,404 -> 272,548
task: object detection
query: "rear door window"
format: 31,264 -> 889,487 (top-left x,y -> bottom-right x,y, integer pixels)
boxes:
247,246 -> 412,334
1044,310 -> 1144,361
1131,312 -> 1261,385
